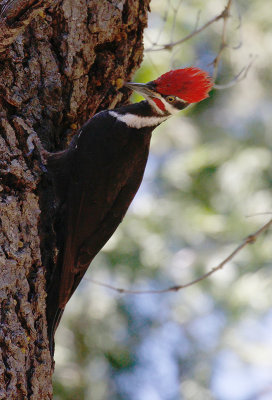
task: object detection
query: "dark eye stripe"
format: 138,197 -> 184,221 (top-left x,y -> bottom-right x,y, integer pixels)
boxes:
174,100 -> 188,110
161,94 -> 188,110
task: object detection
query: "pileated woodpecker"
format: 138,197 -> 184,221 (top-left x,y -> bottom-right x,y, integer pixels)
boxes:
34,67 -> 212,352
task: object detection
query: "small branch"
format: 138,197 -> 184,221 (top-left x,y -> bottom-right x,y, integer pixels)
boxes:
145,0 -> 170,50
145,2 -> 231,52
145,1 -> 250,91
212,0 -> 233,81
87,218 -> 272,295
210,0 -> 256,89
169,0 -> 183,43
246,212 -> 272,218
213,55 -> 257,90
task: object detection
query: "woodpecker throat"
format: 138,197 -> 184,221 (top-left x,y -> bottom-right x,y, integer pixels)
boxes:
42,67 -> 212,354
109,110 -> 169,129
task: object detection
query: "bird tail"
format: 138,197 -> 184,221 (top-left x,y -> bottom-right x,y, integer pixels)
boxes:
46,247 -> 65,356
46,304 -> 64,356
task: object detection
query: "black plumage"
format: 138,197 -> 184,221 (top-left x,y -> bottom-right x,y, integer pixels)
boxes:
46,102 -> 156,350
43,67 -> 212,353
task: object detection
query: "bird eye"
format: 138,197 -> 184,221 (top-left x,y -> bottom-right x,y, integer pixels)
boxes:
166,96 -> 175,103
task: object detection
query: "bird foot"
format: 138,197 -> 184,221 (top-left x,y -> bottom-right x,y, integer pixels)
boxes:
26,132 -> 49,167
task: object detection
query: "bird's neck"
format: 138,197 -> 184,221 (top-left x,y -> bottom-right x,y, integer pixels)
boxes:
109,100 -> 170,130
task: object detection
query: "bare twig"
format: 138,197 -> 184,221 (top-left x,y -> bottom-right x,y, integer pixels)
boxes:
213,55 -> 257,89
231,1 -> 243,50
145,1 -> 170,49
211,1 -> 257,89
87,218 -> 272,295
245,212 -> 272,218
145,1 -> 232,52
193,10 -> 201,32
212,0 -> 233,81
146,0 -> 251,90
170,0 -> 183,43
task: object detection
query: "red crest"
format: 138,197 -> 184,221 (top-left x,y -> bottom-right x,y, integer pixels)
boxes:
153,67 -> 213,103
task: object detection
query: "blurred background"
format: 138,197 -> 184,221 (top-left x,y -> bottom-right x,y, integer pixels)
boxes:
53,1 -> 272,399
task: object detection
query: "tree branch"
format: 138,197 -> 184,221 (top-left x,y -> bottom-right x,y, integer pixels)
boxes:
213,55 -> 257,89
145,1 -> 232,53
145,0 -> 254,90
212,0 -> 232,81
87,218 -> 272,295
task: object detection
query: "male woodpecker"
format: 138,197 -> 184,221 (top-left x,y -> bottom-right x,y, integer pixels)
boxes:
41,67 -> 212,352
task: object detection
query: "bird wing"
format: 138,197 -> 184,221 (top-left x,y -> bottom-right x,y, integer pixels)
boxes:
46,112 -> 151,344
60,175 -> 145,306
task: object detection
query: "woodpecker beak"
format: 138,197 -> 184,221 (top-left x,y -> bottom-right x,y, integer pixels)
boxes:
124,82 -> 157,99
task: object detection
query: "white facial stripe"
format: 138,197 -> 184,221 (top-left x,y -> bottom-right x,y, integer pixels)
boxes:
162,99 -> 181,115
109,111 -> 169,129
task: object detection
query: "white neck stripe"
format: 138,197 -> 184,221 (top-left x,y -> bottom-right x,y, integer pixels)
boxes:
109,111 -> 169,129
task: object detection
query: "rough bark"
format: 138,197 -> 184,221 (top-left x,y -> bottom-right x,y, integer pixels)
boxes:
0,0 -> 150,397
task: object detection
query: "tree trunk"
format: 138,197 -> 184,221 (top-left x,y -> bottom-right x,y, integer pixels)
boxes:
0,0 -> 150,397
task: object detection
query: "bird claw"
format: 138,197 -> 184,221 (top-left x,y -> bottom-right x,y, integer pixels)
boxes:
26,133 -> 36,156
26,132 -> 48,166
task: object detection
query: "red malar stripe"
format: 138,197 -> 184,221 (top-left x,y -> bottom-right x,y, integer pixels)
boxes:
153,98 -> 165,111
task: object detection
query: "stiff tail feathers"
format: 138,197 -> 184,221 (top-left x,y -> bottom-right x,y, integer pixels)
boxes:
46,238 -> 66,356
47,306 -> 64,356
